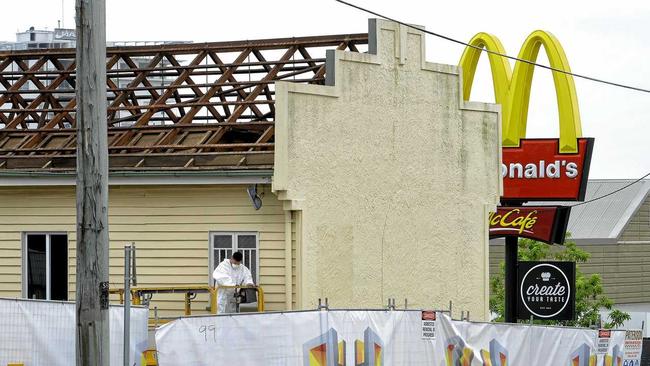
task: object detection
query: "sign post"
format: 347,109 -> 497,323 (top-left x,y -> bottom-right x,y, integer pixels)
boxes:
504,236 -> 518,323
459,30 -> 594,323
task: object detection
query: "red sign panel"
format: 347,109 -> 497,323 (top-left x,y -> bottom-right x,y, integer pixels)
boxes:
501,138 -> 594,201
489,206 -> 570,244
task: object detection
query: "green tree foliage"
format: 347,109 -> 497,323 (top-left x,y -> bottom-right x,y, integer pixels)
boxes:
490,236 -> 630,328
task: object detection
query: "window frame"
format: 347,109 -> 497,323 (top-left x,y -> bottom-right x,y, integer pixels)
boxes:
21,231 -> 68,301
208,231 -> 259,286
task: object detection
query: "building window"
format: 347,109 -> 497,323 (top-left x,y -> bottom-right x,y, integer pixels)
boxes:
209,232 -> 259,285
23,233 -> 68,301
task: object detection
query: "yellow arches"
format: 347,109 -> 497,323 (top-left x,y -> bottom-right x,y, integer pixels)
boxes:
459,31 -> 582,153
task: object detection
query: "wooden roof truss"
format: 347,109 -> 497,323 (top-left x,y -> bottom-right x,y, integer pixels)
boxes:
0,34 -> 368,171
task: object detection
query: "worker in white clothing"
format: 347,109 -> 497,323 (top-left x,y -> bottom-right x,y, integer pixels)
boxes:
212,251 -> 254,313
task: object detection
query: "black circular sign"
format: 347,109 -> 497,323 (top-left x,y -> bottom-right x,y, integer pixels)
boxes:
519,263 -> 571,318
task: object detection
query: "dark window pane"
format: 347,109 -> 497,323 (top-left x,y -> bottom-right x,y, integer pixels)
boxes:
237,235 -> 256,249
213,249 -> 232,286
214,249 -> 233,267
213,235 -> 232,249
49,234 -> 68,301
26,235 -> 46,299
249,250 -> 257,283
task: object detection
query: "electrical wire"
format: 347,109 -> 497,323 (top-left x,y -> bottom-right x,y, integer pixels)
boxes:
334,0 -> 650,94
570,172 -> 650,207
335,0 -> 650,207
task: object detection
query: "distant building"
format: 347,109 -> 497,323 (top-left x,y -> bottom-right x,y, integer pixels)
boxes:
0,26 -> 190,126
0,26 -> 187,50
0,26 -> 75,51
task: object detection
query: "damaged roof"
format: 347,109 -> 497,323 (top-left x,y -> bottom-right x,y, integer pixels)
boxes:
0,33 -> 368,172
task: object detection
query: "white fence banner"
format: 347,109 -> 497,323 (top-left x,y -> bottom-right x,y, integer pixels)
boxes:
156,310 -> 632,366
0,297 -> 148,366
436,313 -> 626,365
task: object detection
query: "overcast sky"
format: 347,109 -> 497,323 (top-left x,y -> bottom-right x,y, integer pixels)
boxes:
1,0 -> 648,179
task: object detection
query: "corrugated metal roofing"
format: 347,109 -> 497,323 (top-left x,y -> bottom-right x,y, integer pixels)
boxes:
530,180 -> 650,241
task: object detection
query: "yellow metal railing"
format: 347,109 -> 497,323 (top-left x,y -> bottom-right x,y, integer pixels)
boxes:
111,285 -> 264,316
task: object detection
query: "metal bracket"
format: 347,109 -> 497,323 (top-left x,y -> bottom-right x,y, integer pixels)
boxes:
99,281 -> 110,310
317,298 -> 329,311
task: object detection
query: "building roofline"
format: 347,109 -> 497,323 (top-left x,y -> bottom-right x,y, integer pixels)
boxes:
0,33 -> 368,57
610,181 -> 650,239
0,169 -> 272,186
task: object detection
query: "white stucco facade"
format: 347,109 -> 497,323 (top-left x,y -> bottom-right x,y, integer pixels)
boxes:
273,19 -> 502,319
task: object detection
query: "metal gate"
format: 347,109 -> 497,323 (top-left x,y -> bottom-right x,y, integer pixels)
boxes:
642,338 -> 650,366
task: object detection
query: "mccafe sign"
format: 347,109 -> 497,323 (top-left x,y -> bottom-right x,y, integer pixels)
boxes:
517,261 -> 575,320
489,206 -> 570,244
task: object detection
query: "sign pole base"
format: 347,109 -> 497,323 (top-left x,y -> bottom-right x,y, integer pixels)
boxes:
504,236 -> 518,323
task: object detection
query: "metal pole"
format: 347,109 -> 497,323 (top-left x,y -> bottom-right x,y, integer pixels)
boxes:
504,236 -> 518,323
131,243 -> 137,286
75,0 -> 109,365
124,245 -> 132,366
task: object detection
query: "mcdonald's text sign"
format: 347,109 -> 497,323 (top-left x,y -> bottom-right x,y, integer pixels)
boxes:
501,138 -> 594,201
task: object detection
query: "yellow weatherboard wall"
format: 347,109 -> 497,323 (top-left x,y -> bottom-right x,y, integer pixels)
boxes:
459,30 -> 582,153
274,19 -> 502,319
0,184 -> 289,316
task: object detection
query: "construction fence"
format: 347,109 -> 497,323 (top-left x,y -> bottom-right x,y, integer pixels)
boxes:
155,309 -> 642,366
0,297 -> 148,366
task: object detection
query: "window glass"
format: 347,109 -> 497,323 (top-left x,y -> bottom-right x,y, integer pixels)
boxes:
211,232 -> 258,284
49,234 -> 68,301
237,235 -> 256,249
26,234 -> 46,299
24,233 -> 68,301
213,235 -> 232,249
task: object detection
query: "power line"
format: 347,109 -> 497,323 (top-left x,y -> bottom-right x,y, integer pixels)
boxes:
334,0 -> 650,94
334,0 -> 650,205
570,172 -> 650,207
336,0 -> 650,207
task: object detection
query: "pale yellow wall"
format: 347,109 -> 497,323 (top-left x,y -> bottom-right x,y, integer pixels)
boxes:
0,184 -> 289,317
274,19 -> 501,319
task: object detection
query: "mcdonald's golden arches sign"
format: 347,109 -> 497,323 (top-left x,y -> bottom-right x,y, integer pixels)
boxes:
460,31 -> 594,201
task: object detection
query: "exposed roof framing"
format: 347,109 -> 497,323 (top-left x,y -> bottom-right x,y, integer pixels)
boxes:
0,33 -> 368,171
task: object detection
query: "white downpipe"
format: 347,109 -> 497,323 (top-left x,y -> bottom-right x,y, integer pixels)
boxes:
285,211 -> 293,310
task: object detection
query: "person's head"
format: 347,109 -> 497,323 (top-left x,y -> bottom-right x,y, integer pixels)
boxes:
230,251 -> 243,267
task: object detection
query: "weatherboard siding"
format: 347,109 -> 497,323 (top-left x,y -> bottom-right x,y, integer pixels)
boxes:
620,196 -> 650,241
0,185 -> 288,317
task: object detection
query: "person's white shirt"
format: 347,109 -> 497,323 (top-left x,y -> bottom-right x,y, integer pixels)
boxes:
212,258 -> 254,313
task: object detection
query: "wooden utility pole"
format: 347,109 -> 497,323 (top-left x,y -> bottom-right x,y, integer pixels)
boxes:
75,0 -> 110,365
